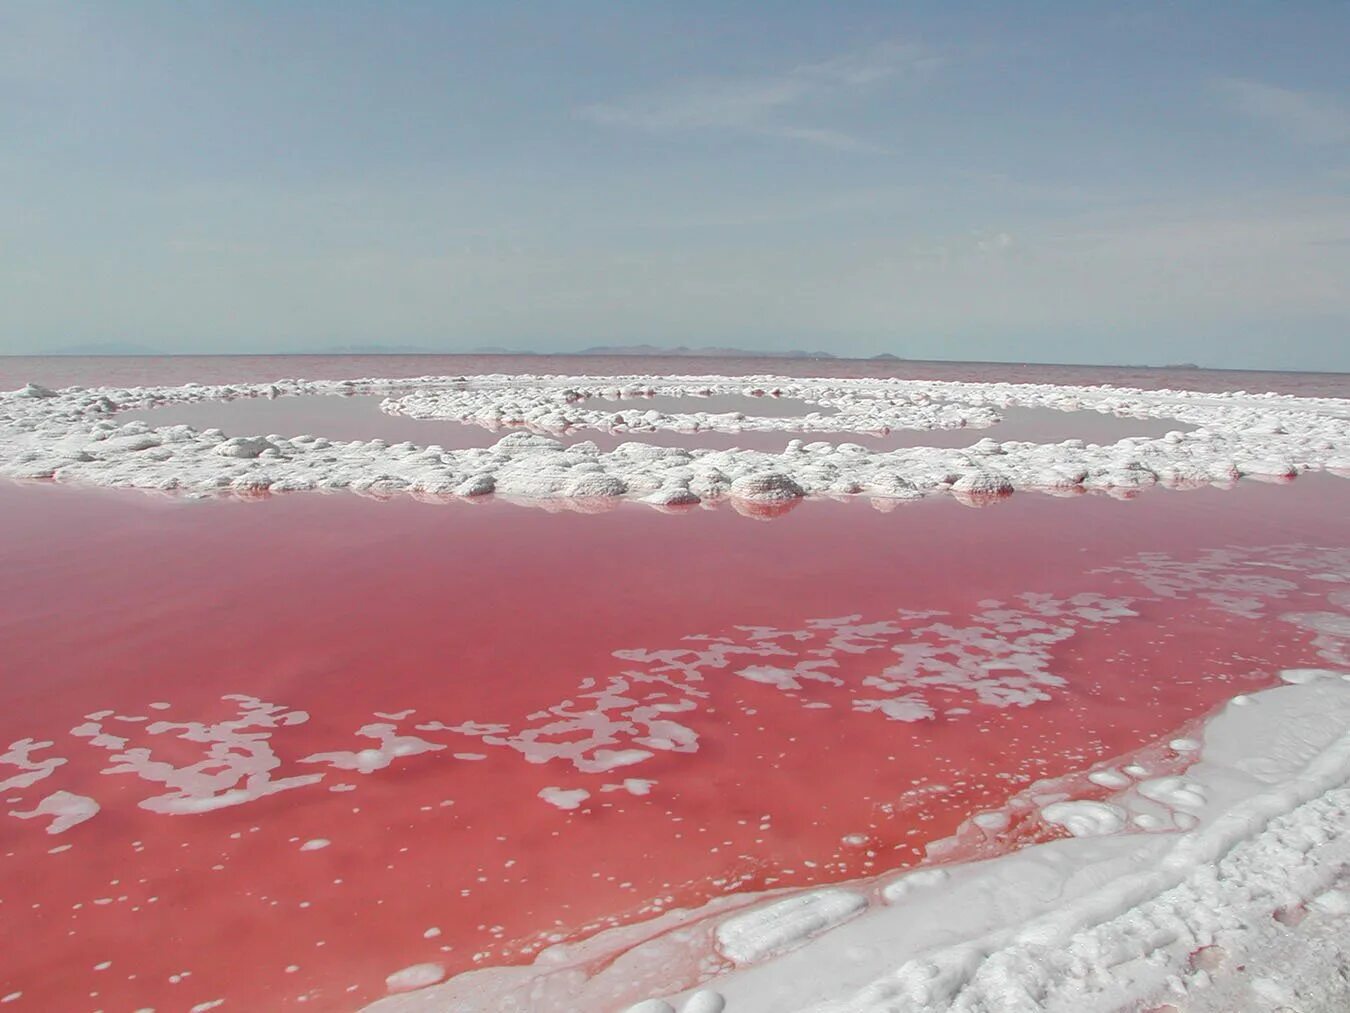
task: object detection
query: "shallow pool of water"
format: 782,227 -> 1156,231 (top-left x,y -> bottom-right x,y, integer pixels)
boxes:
120,393 -> 1194,453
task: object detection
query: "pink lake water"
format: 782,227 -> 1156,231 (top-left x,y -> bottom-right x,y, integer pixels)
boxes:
0,355 -> 1347,1011
116,392 -> 1195,453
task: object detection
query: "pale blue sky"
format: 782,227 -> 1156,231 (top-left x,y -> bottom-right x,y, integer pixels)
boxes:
2,2 -> 1349,369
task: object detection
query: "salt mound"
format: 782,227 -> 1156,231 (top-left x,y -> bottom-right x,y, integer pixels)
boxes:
728,472 -> 805,501
714,888 -> 868,964
1040,799 -> 1128,837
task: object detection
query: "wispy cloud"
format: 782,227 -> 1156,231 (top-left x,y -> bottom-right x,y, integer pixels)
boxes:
577,41 -> 938,150
1212,77 -> 1350,145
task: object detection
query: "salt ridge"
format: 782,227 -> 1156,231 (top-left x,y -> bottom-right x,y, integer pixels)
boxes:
3,374 -> 1348,509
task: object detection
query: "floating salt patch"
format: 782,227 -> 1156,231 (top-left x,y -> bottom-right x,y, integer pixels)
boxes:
601,779 -> 657,796
589,748 -> 656,771
299,838 -> 330,852
853,696 -> 935,722
302,723 -> 445,775
538,787 -> 589,811
8,790 -> 99,834
1040,800 -> 1128,837
715,889 -> 867,964
735,665 -> 808,690
384,962 -> 446,994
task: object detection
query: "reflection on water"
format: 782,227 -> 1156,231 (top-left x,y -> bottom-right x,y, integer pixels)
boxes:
121,392 -> 1194,453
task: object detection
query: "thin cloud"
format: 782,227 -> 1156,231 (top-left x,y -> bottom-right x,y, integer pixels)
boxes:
577,41 -> 937,149
1212,77 -> 1350,145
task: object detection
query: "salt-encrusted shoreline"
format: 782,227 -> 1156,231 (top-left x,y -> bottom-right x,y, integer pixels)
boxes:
3,374 -> 1348,509
366,671 -> 1350,1013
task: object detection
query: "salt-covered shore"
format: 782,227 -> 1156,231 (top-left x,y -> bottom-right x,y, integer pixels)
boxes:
368,670 -> 1350,1013
2,373 -> 1348,509
360,550 -> 1350,1013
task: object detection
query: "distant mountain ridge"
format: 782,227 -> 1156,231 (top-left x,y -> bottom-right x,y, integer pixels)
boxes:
572,344 -> 840,359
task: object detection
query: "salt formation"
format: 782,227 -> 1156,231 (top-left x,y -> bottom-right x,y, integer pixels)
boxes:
2,373 -> 1347,510
714,889 -> 869,964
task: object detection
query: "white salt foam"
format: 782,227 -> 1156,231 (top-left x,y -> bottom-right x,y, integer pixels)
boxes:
7,790 -> 99,834
538,787 -> 590,811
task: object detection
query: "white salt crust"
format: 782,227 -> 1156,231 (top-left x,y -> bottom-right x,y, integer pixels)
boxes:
3,374 -> 1348,510
366,674 -> 1350,1013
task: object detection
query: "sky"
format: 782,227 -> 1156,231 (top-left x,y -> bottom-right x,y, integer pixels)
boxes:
1,2 -> 1349,370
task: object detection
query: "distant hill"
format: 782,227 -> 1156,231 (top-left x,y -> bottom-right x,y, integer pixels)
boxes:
308,343 -> 437,354
574,344 -> 838,359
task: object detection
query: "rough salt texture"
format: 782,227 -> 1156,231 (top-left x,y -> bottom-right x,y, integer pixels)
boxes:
714,889 -> 868,965
663,673 -> 1350,1013
365,673 -> 1350,1013
2,373 -> 1348,511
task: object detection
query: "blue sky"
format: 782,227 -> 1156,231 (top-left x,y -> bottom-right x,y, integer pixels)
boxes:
2,2 -> 1349,369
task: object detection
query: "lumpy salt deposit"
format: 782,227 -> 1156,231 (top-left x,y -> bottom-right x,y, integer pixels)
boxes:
3,372 -> 1347,510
